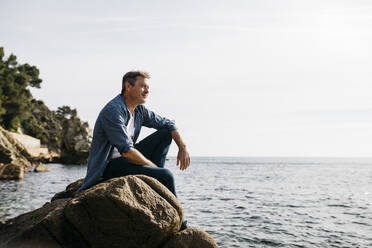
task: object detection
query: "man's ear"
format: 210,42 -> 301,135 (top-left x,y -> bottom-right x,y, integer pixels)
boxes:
125,82 -> 132,91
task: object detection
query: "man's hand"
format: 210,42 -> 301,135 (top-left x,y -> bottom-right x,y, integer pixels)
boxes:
171,129 -> 190,171
177,147 -> 190,171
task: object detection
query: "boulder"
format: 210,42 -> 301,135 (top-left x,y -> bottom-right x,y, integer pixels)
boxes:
0,175 -> 191,248
51,178 -> 84,201
34,163 -> 50,173
0,162 -> 24,180
64,175 -> 183,248
0,126 -> 37,179
163,228 -> 219,248
0,198 -> 87,248
0,126 -> 31,167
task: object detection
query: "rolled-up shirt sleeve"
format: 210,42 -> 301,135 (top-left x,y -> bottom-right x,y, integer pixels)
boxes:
100,106 -> 133,154
142,106 -> 177,131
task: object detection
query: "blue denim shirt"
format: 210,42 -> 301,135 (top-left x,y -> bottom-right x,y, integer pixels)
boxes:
77,94 -> 177,193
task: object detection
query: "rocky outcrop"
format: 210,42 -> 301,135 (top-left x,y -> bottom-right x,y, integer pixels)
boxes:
0,126 -> 45,179
22,99 -> 64,154
22,102 -> 92,165
0,162 -> 24,180
8,131 -> 57,163
0,176 -> 218,248
51,178 -> 84,201
58,113 -> 92,165
164,228 -> 218,248
1,47 -> 91,166
34,163 -> 50,172
0,105 -> 92,180
0,198 -> 81,248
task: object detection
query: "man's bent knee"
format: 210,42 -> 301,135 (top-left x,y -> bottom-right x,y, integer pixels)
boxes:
157,128 -> 172,144
161,168 -> 174,182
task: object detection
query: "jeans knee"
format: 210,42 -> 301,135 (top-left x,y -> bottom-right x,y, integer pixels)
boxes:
162,168 -> 174,182
158,128 -> 172,144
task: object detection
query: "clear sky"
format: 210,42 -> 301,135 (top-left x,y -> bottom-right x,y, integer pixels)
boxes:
1,0 -> 372,157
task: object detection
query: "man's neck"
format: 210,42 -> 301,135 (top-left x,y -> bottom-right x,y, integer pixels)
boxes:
121,94 -> 137,114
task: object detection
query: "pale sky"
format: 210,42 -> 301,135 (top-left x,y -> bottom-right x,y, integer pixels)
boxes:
1,0 -> 372,157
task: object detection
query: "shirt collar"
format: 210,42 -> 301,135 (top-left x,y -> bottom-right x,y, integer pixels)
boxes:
116,94 -> 140,115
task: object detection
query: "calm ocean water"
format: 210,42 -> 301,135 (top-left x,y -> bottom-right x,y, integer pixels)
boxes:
1,157 -> 371,247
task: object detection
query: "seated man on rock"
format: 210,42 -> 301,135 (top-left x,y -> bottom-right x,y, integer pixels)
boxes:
77,70 -> 190,229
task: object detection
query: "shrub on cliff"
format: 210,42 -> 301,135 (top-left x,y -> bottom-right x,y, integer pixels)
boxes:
0,47 -> 91,163
21,99 -> 64,152
0,47 -> 41,132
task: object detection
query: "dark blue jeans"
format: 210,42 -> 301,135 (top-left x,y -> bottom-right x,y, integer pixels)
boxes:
102,129 -> 177,197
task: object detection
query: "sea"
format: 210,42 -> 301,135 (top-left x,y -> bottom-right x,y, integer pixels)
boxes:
1,157 -> 371,248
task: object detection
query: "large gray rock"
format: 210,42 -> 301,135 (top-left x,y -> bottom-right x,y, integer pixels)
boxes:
64,175 -> 183,248
163,228 -> 219,248
0,176 -> 183,247
0,175 -> 218,248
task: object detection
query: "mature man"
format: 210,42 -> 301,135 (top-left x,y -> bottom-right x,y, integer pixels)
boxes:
77,71 -> 190,228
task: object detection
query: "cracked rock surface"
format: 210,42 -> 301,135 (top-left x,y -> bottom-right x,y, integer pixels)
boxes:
0,175 -> 218,248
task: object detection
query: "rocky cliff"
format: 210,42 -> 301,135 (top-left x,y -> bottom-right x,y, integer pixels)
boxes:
23,102 -> 92,165
0,126 -> 49,179
56,109 -> 92,165
0,105 -> 92,179
0,175 -> 218,248
0,47 -> 92,166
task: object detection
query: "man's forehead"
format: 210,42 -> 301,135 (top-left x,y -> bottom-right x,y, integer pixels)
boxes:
136,76 -> 146,81
136,76 -> 149,85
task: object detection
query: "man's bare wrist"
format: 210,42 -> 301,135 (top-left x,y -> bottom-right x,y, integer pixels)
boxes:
178,144 -> 187,150
147,160 -> 157,167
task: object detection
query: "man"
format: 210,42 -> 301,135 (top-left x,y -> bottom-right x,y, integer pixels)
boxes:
77,71 -> 190,229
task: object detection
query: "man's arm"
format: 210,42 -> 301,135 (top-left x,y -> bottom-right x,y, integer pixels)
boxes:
122,130 -> 190,170
121,148 -> 157,167
139,105 -> 190,170
171,129 -> 190,171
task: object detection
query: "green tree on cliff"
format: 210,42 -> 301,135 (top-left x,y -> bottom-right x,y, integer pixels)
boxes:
0,47 -> 91,160
0,47 -> 42,131
55,105 -> 78,120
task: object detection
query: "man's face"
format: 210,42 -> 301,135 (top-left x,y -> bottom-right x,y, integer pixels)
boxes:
126,76 -> 149,104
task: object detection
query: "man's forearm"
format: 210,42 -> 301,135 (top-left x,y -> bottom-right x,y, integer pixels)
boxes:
121,148 -> 157,167
171,129 -> 190,170
171,129 -> 186,149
